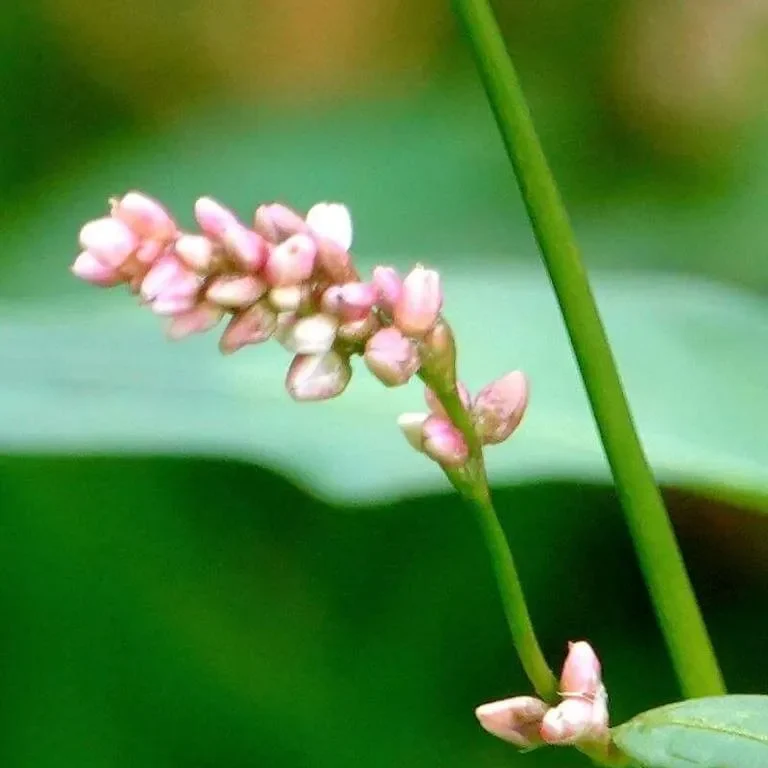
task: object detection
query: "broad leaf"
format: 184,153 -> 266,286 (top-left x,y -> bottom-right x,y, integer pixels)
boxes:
613,695 -> 768,768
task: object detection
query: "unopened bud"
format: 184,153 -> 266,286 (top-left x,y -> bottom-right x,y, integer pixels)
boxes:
372,266 -> 403,312
111,192 -> 176,242
540,698 -> 595,746
286,351 -> 352,402
314,238 -> 358,284
194,197 -> 239,240
305,202 -> 353,251
264,234 -> 317,286
140,254 -> 201,305
394,266 -> 442,337
71,250 -> 123,286
268,285 -> 309,312
282,313 -> 338,354
422,416 -> 469,467
79,217 -> 138,269
254,203 -> 307,242
425,382 -> 471,419
219,301 -> 277,353
364,328 -> 420,387
134,239 -> 165,266
175,234 -> 217,273
322,282 -> 376,321
560,641 -> 602,701
167,302 -> 224,340
475,696 -> 549,749
221,225 -> 267,272
473,371 -> 529,445
337,314 -> 378,344
397,412 -> 428,452
206,274 -> 267,308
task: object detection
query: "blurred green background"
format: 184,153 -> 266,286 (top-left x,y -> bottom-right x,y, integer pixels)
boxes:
1,1 -> 768,766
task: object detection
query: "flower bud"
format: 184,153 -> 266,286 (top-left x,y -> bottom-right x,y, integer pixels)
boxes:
194,197 -> 239,240
425,382 -> 471,419
372,266 -> 402,312
111,192 -> 176,241
315,237 -> 358,284
473,371 -> 529,445
336,314 -> 378,344
394,266 -> 442,337
206,274 -> 267,308
71,250 -> 123,286
305,202 -> 353,251
140,254 -> 201,305
268,285 -> 309,312
174,234 -> 217,273
560,641 -> 602,701
79,217 -> 138,269
220,225 -> 267,272
282,313 -> 338,354
364,328 -> 420,387
422,416 -> 469,467
286,351 -> 352,401
167,302 -> 224,340
475,696 -> 549,749
253,203 -> 307,242
264,234 -> 317,286
540,697 -> 595,746
337,282 -> 377,320
134,239 -> 165,266
397,412 -> 428,452
219,301 -> 277,353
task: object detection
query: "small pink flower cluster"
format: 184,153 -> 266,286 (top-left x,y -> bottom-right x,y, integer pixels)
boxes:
72,192 -> 444,402
475,641 -> 610,750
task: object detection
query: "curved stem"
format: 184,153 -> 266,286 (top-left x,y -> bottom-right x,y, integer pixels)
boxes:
452,0 -> 725,698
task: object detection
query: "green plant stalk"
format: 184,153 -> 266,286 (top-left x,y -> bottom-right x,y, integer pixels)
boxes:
452,0 -> 725,698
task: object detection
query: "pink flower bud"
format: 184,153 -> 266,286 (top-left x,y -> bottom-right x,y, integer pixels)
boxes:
336,314 -> 378,344
475,696 -> 549,749
394,266 -> 442,337
111,192 -> 176,241
150,295 -> 197,317
282,313 -> 338,355
79,217 -> 138,269
140,254 -> 201,305
219,301 -> 277,354
588,685 -> 610,743
175,234 -> 217,273
372,266 -> 402,312
560,641 -> 602,701
286,351 -> 352,402
221,225 -> 267,272
71,250 -> 123,286
264,234 -> 317,286
364,328 -> 420,387
305,202 -> 353,251
268,285 -> 309,313
337,282 -> 377,320
397,412 -> 428,452
253,203 -> 307,242
540,698 -> 595,746
134,239 -> 165,266
194,197 -> 239,240
315,237 -> 358,284
167,302 -> 224,340
473,371 -> 529,445
425,382 -> 471,419
206,274 -> 267,309
422,416 -> 469,467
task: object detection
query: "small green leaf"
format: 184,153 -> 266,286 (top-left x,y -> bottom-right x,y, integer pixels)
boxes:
613,695 -> 768,768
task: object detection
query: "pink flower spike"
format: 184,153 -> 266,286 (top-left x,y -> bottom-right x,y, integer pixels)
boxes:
175,234 -> 217,273
425,381 -> 471,419
219,301 -> 277,354
539,698 -> 595,746
111,191 -> 176,241
140,254 -> 200,303
397,412 -> 428,452
560,641 -> 602,701
473,371 -> 529,445
79,217 -> 138,269
286,351 -> 352,402
167,302 -> 224,341
394,265 -> 443,337
71,250 -> 123,286
194,196 -> 239,240
422,416 -> 469,467
254,203 -> 307,242
475,696 -> 549,749
221,225 -> 267,272
364,328 -> 420,387
264,234 -> 317,286
206,274 -> 267,309
282,313 -> 338,355
372,266 -> 402,312
305,202 -> 353,251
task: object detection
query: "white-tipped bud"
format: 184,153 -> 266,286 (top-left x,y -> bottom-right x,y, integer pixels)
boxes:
174,234 -> 217,273
475,696 -> 549,749
286,351 -> 352,402
218,301 -> 278,354
282,313 -> 338,355
206,274 -> 267,308
397,413 -> 428,452
306,202 -> 353,251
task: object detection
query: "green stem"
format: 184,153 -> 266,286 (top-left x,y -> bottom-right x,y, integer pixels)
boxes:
452,0 -> 725,698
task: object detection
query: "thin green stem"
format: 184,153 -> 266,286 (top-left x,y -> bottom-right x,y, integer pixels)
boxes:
452,0 -> 725,698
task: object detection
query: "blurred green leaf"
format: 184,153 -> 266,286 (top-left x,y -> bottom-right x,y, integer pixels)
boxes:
613,695 -> 768,768
1,264 -> 766,508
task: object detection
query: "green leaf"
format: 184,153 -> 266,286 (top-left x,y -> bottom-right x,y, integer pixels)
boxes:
613,695 -> 768,768
1,264 -> 766,509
